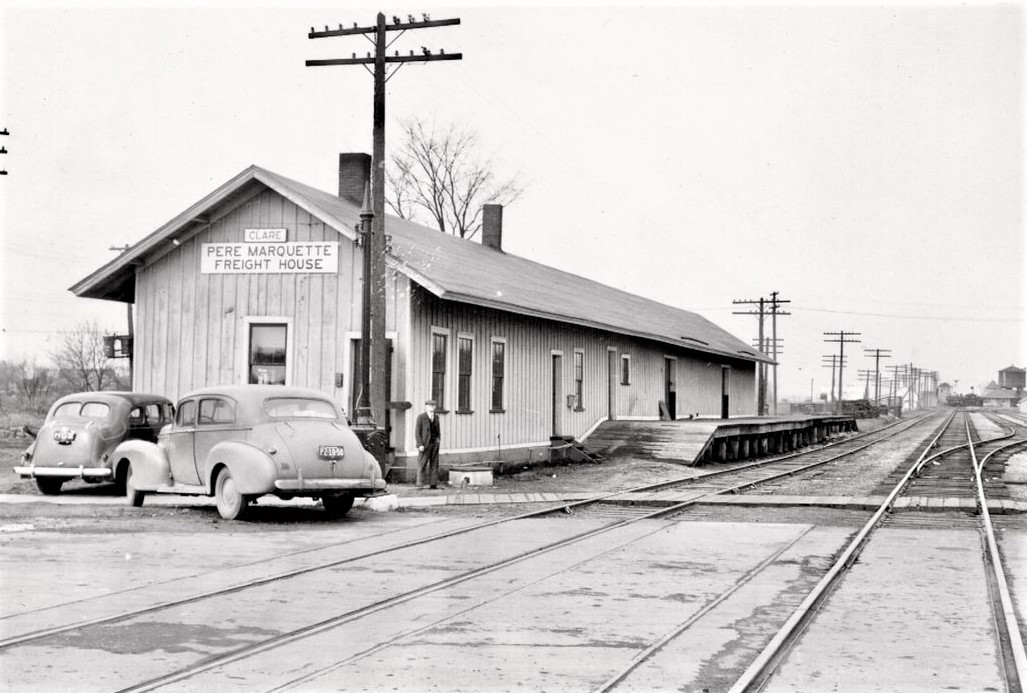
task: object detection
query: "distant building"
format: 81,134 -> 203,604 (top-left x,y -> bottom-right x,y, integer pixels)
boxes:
937,382 -> 952,403
998,365 -> 1025,390
980,387 -> 1017,408
71,156 -> 769,477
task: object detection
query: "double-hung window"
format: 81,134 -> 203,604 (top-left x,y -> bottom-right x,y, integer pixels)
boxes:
457,336 -> 473,413
491,339 -> 506,412
431,332 -> 448,409
573,350 -> 584,410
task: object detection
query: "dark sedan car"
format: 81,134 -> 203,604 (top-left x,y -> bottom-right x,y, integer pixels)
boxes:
15,392 -> 174,495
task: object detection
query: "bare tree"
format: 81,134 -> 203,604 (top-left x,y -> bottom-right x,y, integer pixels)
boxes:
386,119 -> 523,240
50,322 -> 118,392
15,360 -> 55,411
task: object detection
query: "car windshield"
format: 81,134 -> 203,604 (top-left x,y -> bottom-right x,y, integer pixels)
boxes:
263,398 -> 338,420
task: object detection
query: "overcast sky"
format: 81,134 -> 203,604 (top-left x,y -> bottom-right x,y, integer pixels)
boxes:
1,1 -> 1023,400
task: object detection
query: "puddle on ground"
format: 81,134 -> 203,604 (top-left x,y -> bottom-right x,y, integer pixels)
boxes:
41,620 -> 284,655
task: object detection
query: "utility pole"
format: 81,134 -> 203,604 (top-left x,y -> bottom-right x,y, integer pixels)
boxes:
109,244 -> 135,388
822,355 -> 846,404
887,364 -> 904,414
733,298 -> 766,415
857,369 -> 876,400
823,331 -> 861,413
306,13 -> 461,459
0,127 -> 8,176
863,347 -> 891,404
767,292 -> 790,416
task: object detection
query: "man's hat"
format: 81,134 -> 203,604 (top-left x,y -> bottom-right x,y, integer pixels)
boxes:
425,400 -> 437,406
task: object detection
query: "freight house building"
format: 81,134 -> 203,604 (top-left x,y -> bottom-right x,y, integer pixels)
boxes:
72,155 -> 769,479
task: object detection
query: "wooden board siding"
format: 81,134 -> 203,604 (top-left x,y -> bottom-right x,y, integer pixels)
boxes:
402,285 -> 758,457
133,189 -> 363,402
677,358 -> 756,418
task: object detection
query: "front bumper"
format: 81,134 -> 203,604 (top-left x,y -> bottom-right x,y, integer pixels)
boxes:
274,478 -> 387,495
14,465 -> 113,480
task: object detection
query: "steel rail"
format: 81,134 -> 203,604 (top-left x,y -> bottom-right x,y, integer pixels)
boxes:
0,515 -> 451,622
0,414 -> 933,649
727,412 -> 1018,693
726,411 -> 960,693
591,528 -> 818,693
971,429 -> 1027,689
272,528 -> 820,693
103,417 -> 944,693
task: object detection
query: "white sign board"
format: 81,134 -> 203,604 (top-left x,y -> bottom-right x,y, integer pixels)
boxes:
244,228 -> 288,243
200,242 -> 339,274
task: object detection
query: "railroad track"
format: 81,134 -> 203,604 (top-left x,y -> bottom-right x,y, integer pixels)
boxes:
0,411 -> 935,648
717,410 -> 1027,693
0,411 -> 956,692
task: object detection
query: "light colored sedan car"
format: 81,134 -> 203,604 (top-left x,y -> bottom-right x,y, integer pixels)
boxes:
119,385 -> 386,520
15,392 -> 174,495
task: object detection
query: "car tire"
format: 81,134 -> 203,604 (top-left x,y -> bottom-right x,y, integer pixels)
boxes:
125,465 -> 145,507
322,494 -> 354,518
214,468 -> 249,521
35,478 -> 63,495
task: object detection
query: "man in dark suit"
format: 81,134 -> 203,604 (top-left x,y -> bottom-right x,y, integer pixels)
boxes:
415,400 -> 441,489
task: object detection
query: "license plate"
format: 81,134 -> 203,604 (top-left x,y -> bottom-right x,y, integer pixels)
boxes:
319,445 -> 345,460
53,428 -> 76,445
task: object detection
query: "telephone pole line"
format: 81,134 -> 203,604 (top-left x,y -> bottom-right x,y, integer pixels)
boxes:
767,292 -> 790,415
863,347 -> 891,404
857,369 -> 876,400
886,364 -> 904,414
306,13 -> 461,459
0,126 -> 8,176
734,293 -> 788,416
823,331 -> 861,412
822,354 -> 847,403
733,297 -> 766,415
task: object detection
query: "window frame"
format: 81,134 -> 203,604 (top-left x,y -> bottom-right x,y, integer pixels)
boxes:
80,402 -> 111,419
430,327 -> 451,413
621,354 -> 632,386
573,348 -> 585,411
239,316 -> 294,386
197,397 -> 236,426
490,337 -> 507,413
456,333 -> 474,414
176,399 -> 197,427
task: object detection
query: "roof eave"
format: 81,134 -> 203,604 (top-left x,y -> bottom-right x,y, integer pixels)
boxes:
70,165 -> 268,300
431,289 -> 771,365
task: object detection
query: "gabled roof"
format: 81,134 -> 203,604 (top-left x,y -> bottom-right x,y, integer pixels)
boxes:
1000,365 -> 1025,373
72,165 -> 770,365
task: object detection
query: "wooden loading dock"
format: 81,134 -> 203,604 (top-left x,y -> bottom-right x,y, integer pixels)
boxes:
585,414 -> 858,466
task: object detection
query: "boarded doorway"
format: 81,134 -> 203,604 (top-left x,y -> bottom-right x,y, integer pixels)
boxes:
664,357 -> 676,420
608,349 -> 618,421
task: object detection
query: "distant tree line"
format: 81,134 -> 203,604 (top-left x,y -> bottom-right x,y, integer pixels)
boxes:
1,321 -> 128,415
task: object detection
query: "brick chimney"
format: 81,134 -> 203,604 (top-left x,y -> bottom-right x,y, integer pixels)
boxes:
482,204 -> 503,251
338,153 -> 371,204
